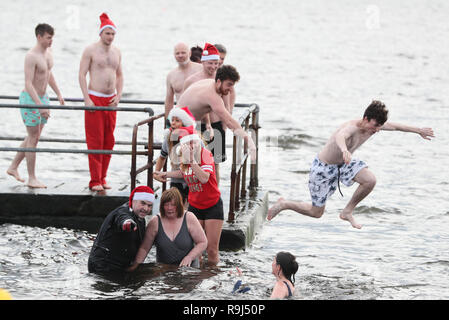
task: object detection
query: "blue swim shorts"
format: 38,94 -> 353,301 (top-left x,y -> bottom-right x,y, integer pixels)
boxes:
19,91 -> 50,126
308,156 -> 368,207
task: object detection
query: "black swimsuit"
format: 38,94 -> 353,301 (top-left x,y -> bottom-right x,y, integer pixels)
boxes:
283,281 -> 293,297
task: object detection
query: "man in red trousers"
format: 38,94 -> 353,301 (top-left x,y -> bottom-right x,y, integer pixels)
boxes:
79,13 -> 124,191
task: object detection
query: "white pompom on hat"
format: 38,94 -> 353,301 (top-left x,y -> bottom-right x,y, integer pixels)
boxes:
201,43 -> 220,62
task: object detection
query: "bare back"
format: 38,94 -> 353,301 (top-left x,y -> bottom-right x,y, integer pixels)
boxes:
177,79 -> 218,121
319,120 -> 375,164
81,42 -> 121,94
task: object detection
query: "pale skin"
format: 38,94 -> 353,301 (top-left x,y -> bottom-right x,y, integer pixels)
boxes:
155,141 -> 223,265
177,78 -> 257,162
182,59 -> 219,139
79,27 -> 123,191
270,257 -> 295,299
79,28 -> 123,108
164,42 -> 202,118
128,200 -> 207,270
7,31 -> 65,188
267,117 -> 435,229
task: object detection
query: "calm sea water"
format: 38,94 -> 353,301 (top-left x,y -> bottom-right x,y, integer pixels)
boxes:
0,0 -> 448,300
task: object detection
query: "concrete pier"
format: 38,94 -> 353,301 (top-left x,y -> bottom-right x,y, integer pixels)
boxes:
0,179 -> 268,251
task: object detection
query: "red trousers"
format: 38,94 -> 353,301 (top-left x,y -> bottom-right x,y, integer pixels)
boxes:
85,94 -> 117,189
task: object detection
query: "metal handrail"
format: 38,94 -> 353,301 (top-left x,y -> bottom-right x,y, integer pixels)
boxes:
0,136 -> 152,146
1,97 -> 158,190
228,103 -> 260,222
130,113 -> 165,190
0,103 -> 153,114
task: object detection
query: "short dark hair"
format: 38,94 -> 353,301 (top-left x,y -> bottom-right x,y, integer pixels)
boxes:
190,45 -> 203,63
35,23 -> 54,37
214,44 -> 227,54
363,100 -> 388,125
276,251 -> 299,284
215,65 -> 240,83
159,188 -> 184,218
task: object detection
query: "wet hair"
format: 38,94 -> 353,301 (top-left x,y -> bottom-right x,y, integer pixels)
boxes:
159,188 -> 184,218
35,23 -> 54,37
190,45 -> 203,63
215,65 -> 240,83
214,43 -> 227,54
363,100 -> 388,125
275,252 -> 299,284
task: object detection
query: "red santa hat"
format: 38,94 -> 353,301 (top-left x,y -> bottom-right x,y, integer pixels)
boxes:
201,43 -> 220,62
99,13 -> 117,35
129,185 -> 154,207
168,106 -> 196,127
178,125 -> 201,145
175,125 -> 202,156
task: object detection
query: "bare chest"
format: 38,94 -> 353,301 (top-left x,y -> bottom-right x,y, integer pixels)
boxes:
92,50 -> 119,70
346,132 -> 372,152
35,54 -> 52,75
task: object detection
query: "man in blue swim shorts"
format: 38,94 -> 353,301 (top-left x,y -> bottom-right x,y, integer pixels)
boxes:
6,23 -> 64,188
267,100 -> 434,229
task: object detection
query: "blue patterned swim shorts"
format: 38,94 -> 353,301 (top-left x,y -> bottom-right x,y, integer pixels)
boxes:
308,156 -> 367,207
19,91 -> 50,126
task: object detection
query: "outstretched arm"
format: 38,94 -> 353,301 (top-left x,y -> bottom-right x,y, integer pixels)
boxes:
210,96 -> 257,161
381,122 -> 434,140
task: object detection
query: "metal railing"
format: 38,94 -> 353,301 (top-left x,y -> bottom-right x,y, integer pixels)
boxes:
228,104 -> 260,222
0,95 -> 157,188
0,95 -> 260,221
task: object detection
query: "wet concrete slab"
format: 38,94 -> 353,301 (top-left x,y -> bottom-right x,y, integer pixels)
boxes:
0,178 -> 268,251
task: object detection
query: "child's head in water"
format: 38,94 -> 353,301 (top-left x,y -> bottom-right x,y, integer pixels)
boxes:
271,251 -> 299,298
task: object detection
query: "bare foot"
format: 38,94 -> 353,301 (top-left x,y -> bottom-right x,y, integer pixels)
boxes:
90,185 -> 104,192
267,197 -> 285,221
102,183 -> 112,190
27,178 -> 47,189
6,168 -> 25,183
340,210 -> 362,229
90,184 -> 104,192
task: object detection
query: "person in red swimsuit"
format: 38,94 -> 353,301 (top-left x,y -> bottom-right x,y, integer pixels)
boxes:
156,125 -> 223,265
79,13 -> 124,191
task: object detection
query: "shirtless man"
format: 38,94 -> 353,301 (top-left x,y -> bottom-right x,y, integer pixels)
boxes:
267,101 -> 434,229
177,65 -> 257,162
182,43 -> 227,182
79,13 -> 123,192
164,42 -> 202,120
7,23 -> 65,188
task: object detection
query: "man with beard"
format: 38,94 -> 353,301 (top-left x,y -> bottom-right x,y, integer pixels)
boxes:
165,42 -> 202,120
177,65 -> 256,162
88,186 -> 154,275
182,45 -> 234,183
79,13 -> 123,192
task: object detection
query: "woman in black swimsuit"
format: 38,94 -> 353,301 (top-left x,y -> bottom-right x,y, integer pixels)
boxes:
270,251 -> 299,299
